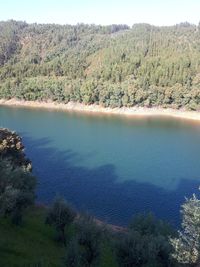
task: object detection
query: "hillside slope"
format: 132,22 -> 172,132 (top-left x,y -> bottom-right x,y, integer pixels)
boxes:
0,20 -> 200,110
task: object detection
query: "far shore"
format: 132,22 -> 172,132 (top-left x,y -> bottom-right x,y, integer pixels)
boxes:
0,98 -> 200,122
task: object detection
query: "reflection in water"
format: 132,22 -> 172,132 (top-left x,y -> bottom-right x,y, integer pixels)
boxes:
0,106 -> 200,226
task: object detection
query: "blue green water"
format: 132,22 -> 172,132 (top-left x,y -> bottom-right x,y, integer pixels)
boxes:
1,105 -> 200,226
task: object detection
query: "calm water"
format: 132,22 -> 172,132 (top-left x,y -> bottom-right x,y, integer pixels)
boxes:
1,105 -> 200,226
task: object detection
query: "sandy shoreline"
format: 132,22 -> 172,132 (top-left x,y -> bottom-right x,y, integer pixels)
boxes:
0,98 -> 200,122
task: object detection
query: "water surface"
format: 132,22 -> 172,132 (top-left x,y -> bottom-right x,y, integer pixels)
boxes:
1,105 -> 200,226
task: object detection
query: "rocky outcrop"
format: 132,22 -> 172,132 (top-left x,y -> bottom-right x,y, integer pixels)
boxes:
0,128 -> 32,171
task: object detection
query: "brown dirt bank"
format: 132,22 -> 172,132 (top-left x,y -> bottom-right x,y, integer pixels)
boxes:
0,98 -> 200,122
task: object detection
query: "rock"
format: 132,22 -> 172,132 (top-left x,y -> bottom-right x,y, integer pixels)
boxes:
0,128 -> 32,171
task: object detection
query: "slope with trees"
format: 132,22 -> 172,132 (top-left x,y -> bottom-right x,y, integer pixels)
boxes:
0,20 -> 199,110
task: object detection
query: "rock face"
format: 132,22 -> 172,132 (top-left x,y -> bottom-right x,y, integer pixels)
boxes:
0,128 -> 32,171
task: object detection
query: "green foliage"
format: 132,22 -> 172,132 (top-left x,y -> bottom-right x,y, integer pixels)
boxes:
65,216 -> 103,267
0,160 -> 36,224
0,207 -> 119,267
0,207 -> 66,267
0,128 -> 35,224
170,194 -> 200,266
115,213 -> 176,267
0,20 -> 27,65
100,241 -> 118,267
129,212 -> 174,236
0,21 -> 200,110
46,197 -> 76,245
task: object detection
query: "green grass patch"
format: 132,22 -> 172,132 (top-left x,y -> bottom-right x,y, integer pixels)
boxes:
0,207 -> 118,267
0,207 -> 65,267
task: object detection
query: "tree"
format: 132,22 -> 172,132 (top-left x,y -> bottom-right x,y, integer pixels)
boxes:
0,20 -> 200,111
170,194 -> 200,266
46,197 -> 76,245
65,237 -> 82,267
65,216 -> 103,267
0,160 -> 36,224
116,213 -> 175,267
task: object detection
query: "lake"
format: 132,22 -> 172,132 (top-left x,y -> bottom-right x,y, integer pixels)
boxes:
1,105 -> 200,226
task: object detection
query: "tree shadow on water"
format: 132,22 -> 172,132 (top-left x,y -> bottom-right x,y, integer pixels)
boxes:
21,133 -> 200,227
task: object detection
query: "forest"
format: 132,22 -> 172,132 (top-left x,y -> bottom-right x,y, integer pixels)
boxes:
0,20 -> 200,110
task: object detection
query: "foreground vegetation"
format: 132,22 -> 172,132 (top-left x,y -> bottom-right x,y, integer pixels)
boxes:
1,128 -> 200,266
0,20 -> 200,110
0,207 -> 66,267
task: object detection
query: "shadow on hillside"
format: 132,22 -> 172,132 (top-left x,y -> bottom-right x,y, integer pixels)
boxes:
20,133 -> 200,227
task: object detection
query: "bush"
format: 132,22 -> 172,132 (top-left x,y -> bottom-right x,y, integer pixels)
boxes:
115,213 -> 176,267
0,160 -> 36,224
46,197 -> 76,245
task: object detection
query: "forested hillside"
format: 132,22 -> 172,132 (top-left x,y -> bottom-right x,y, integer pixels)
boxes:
0,20 -> 200,110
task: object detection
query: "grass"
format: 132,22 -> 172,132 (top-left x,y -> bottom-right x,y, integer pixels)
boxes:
0,207 -> 65,267
100,242 -> 118,267
0,207 -> 118,267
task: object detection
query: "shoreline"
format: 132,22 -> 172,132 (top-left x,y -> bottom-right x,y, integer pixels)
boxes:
0,98 -> 200,122
37,203 -> 126,233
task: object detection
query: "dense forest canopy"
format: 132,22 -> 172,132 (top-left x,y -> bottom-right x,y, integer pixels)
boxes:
0,20 -> 200,110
